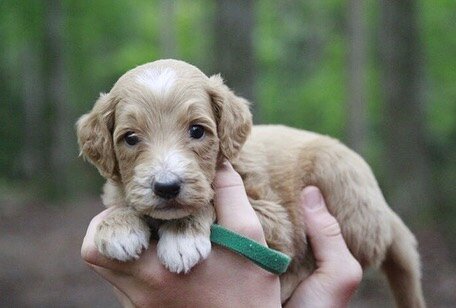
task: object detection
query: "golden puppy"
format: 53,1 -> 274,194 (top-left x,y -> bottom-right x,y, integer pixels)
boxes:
77,59 -> 425,307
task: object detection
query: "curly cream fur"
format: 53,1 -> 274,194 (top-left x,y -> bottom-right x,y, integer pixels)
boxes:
76,59 -> 424,307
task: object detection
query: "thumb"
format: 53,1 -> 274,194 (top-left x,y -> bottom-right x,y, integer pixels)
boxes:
213,161 -> 264,241
300,186 -> 352,265
285,186 -> 362,307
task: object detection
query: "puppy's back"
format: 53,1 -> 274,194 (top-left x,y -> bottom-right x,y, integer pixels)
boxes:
239,124 -> 393,265
235,125 -> 424,307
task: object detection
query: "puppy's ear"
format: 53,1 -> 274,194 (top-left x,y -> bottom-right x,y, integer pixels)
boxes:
207,74 -> 253,160
76,93 -> 119,181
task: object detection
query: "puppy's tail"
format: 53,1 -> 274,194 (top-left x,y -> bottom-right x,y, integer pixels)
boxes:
382,215 -> 425,308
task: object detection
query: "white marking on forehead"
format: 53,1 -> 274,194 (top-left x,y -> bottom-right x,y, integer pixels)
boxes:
135,68 -> 176,96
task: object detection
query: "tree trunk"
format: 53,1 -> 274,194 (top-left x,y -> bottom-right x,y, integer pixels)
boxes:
214,0 -> 257,121
44,0 -> 72,196
346,0 -> 367,154
379,0 -> 432,220
21,44 -> 45,180
160,0 -> 177,58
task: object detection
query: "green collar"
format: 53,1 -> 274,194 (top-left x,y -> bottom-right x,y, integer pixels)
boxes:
210,224 -> 291,275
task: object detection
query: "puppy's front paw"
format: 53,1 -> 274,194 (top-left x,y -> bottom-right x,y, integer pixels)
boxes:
95,216 -> 150,262
157,231 -> 211,274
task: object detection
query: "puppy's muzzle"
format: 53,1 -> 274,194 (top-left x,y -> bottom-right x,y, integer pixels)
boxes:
154,180 -> 181,199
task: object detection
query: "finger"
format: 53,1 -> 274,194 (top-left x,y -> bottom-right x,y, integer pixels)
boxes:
113,286 -> 136,308
81,207 -> 112,264
128,241 -> 168,281
91,264 -> 132,288
81,207 -> 134,274
300,186 -> 354,265
90,264 -> 141,307
213,161 -> 258,225
213,161 -> 264,240
285,187 -> 362,307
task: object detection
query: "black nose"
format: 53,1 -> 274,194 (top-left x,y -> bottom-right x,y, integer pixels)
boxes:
154,180 -> 181,199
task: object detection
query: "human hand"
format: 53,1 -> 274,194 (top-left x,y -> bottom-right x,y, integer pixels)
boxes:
285,186 -> 363,308
81,161 -> 281,307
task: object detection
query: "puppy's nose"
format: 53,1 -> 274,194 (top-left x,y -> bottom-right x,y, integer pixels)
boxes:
154,180 -> 181,199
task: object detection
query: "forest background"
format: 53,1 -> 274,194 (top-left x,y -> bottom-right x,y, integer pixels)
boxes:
1,0 -> 455,306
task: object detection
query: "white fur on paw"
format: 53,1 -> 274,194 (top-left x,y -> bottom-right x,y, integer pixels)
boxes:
95,224 -> 150,262
157,232 -> 211,274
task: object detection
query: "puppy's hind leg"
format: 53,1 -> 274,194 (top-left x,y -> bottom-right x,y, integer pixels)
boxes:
250,198 -> 310,303
381,215 -> 425,308
250,199 -> 295,256
296,137 -> 425,306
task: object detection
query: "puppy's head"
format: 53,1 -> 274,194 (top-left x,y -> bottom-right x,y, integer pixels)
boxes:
76,59 -> 252,219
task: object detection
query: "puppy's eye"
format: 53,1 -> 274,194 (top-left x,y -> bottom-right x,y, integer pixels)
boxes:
189,125 -> 205,139
124,131 -> 140,146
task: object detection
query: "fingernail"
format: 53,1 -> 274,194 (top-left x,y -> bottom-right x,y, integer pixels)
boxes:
301,186 -> 323,210
218,160 -> 234,172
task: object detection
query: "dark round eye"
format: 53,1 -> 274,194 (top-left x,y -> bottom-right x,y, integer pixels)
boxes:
124,131 -> 139,146
189,125 -> 205,139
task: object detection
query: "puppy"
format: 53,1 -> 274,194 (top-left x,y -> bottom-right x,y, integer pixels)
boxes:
77,59 -> 425,307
